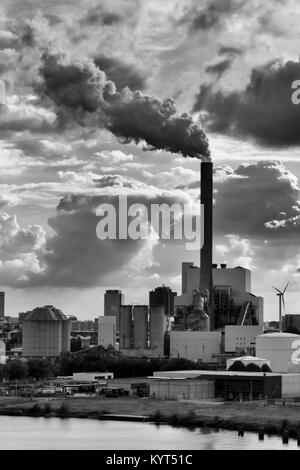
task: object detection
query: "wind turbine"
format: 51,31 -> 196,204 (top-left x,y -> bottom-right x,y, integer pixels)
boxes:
273,282 -> 289,333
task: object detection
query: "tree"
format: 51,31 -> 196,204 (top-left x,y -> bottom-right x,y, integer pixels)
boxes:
28,359 -> 51,380
261,363 -> 272,373
228,360 -> 246,371
245,362 -> 262,372
4,360 -> 28,380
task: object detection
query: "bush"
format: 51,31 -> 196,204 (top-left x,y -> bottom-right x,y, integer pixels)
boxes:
58,402 -> 70,418
281,419 -> 289,433
228,361 -> 246,372
245,363 -> 262,372
28,359 -> 52,380
151,410 -> 163,422
43,403 -> 52,415
29,404 -> 43,416
261,364 -> 272,373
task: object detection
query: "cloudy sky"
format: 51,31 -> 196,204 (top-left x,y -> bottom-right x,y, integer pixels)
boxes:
1,0 -> 300,321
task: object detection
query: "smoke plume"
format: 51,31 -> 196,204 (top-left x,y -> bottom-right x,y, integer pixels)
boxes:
38,51 -> 210,160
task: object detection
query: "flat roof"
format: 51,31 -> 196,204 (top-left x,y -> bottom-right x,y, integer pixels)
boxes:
152,370 -> 281,379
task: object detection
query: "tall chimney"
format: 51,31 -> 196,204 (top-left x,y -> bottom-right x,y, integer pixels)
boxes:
200,161 -> 213,328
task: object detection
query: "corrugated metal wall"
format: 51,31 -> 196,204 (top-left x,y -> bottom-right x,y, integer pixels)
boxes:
149,379 -> 215,400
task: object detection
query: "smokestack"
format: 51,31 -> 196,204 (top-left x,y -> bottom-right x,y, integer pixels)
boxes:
200,161 -> 213,328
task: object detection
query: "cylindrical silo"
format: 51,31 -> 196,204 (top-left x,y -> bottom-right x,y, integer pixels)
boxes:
133,306 -> 148,350
119,305 -> 133,349
256,332 -> 300,372
149,306 -> 166,355
22,305 -> 70,359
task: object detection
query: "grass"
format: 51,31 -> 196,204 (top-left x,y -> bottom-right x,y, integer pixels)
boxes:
1,396 -> 300,437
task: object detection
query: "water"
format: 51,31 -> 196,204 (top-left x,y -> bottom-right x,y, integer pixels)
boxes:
0,416 -> 298,450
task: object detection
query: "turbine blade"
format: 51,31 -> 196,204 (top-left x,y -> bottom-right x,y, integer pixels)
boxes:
283,281 -> 289,294
273,286 -> 281,294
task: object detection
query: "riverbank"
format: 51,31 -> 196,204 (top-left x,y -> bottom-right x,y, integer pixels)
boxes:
0,396 -> 300,438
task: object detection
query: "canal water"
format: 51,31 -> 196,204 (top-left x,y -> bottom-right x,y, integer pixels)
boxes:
0,416 -> 297,450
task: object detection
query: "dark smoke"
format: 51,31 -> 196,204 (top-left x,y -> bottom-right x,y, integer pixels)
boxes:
94,54 -> 147,91
205,58 -> 233,78
38,51 -> 210,160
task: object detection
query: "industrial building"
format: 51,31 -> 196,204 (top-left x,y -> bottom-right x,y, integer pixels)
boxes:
226,355 -> 271,370
22,305 -> 71,360
175,263 -> 263,330
150,370 -> 300,401
98,316 -> 116,348
71,320 -> 96,334
119,305 -> 168,357
256,332 -> 300,373
72,372 -> 113,382
150,378 -> 215,400
283,314 -> 300,334
224,325 -> 263,355
172,263 -> 263,361
149,285 -> 177,316
0,292 -> 4,320
170,330 -> 221,362
104,290 -> 124,330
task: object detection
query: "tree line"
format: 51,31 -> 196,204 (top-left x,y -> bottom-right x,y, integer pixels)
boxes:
0,349 -> 217,381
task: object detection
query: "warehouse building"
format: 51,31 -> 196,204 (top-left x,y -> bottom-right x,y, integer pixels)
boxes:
150,378 -> 214,400
150,370 -> 300,401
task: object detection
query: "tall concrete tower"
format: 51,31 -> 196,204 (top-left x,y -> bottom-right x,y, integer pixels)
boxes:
0,292 -> 4,320
200,161 -> 213,327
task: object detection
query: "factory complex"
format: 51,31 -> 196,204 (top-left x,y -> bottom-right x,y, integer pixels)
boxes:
1,162 -> 300,402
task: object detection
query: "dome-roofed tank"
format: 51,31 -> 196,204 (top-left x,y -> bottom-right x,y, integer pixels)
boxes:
22,305 -> 70,360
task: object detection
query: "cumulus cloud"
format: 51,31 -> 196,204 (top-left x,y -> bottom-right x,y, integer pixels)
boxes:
215,234 -> 255,270
0,185 -> 195,287
0,212 -> 46,284
0,94 -> 57,134
178,0 -> 245,32
194,58 -> 300,146
213,160 -> 300,239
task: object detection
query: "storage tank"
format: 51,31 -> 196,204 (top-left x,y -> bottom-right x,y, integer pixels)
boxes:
22,305 -> 70,359
256,332 -> 300,372
133,306 -> 148,349
119,305 -> 133,349
149,306 -> 166,355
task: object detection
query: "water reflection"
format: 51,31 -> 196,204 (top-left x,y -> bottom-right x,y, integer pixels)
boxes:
0,416 -> 297,450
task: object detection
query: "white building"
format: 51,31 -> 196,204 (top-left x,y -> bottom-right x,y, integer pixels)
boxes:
225,325 -> 263,354
226,355 -> 270,370
170,331 -> 221,362
98,316 -> 116,349
72,372 -> 113,382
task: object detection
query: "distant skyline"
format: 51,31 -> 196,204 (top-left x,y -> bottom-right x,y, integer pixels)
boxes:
2,0 -> 300,321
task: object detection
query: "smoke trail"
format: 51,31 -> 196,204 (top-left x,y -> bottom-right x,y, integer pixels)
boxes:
37,51 -> 210,160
